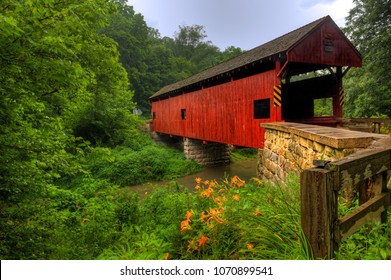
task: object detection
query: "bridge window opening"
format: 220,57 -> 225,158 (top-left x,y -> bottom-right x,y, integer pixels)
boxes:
181,109 -> 187,120
314,97 -> 333,117
254,98 -> 270,119
152,112 -> 156,120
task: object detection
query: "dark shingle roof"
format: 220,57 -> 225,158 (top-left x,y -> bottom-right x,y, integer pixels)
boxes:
150,16 -> 330,99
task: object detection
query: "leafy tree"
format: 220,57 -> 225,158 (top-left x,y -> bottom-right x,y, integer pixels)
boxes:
343,0 -> 391,117
217,46 -> 244,63
103,2 -> 189,113
0,0 -> 138,260
102,2 -> 150,113
170,24 -> 221,73
0,0 -> 132,197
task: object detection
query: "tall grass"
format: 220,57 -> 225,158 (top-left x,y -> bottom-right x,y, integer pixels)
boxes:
100,174 -> 314,260
176,174 -> 313,260
100,174 -> 390,260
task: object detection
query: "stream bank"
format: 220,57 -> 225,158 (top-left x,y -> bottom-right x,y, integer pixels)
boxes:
128,158 -> 258,196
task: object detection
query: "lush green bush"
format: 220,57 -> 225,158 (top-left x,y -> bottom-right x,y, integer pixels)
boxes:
86,142 -> 201,186
99,183 -> 192,260
336,208 -> 391,260
0,178 -> 124,260
230,148 -> 258,162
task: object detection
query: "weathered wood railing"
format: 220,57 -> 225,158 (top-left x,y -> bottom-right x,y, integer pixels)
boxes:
300,147 -> 391,259
338,118 -> 391,134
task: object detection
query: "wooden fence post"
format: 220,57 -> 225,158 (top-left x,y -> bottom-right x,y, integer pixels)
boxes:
300,168 -> 337,259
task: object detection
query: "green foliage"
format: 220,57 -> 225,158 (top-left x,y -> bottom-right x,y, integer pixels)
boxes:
176,175 -> 312,260
0,0 -> 159,260
0,0 -> 133,200
98,226 -> 172,260
0,1 -> 118,200
336,209 -> 391,260
343,0 -> 391,117
2,169 -> 389,260
2,0 -> 389,262
99,183 -> 193,260
314,98 -> 333,117
86,142 -> 201,186
0,179 -> 122,259
231,148 -> 258,162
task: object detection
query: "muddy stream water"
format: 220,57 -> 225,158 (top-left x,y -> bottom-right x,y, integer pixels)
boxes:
129,159 -> 258,196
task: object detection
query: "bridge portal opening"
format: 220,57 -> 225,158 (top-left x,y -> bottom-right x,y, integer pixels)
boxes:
280,70 -> 341,125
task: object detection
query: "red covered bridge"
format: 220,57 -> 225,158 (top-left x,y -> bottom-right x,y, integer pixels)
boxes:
149,16 -> 362,149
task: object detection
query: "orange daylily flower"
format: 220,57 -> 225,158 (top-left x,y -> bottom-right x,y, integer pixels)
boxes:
236,180 -> 245,188
252,177 -> 262,186
195,185 -> 201,190
198,236 -> 209,247
203,180 -> 210,185
246,243 -> 254,250
253,210 -> 262,216
185,210 -> 194,221
209,181 -> 216,188
232,194 -> 240,201
202,207 -> 225,224
195,177 -> 202,184
200,186 -> 213,198
180,219 -> 191,234
213,196 -> 226,208
200,211 -> 206,222
231,175 -> 245,188
164,253 -> 169,260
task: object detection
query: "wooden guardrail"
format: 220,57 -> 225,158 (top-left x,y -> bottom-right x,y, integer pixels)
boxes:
300,147 -> 391,259
338,118 -> 391,134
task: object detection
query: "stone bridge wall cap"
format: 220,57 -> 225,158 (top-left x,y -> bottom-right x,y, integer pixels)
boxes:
261,122 -> 388,149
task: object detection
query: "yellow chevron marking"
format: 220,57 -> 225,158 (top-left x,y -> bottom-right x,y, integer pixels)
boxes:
273,85 -> 282,107
339,87 -> 344,106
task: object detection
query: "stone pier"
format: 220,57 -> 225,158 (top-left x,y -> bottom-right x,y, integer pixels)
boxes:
148,120 -> 231,167
183,138 -> 230,167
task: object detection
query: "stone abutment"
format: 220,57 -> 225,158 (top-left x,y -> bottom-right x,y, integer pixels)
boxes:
257,122 -> 390,184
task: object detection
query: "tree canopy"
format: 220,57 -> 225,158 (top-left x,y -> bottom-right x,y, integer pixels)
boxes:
0,0 -> 135,200
343,0 -> 391,117
102,4 -> 243,113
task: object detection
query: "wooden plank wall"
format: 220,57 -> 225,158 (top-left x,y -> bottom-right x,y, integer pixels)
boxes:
289,20 -> 362,67
151,70 -> 281,148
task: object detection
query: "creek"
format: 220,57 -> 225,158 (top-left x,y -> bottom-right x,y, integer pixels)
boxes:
129,159 -> 258,196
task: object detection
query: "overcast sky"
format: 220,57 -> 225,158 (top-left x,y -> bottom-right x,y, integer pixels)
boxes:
127,0 -> 354,51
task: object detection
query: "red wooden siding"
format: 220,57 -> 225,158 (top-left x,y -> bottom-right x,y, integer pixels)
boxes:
151,69 -> 280,148
288,20 -> 362,67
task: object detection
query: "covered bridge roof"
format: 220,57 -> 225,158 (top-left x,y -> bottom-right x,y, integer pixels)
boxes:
150,16 -> 359,100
